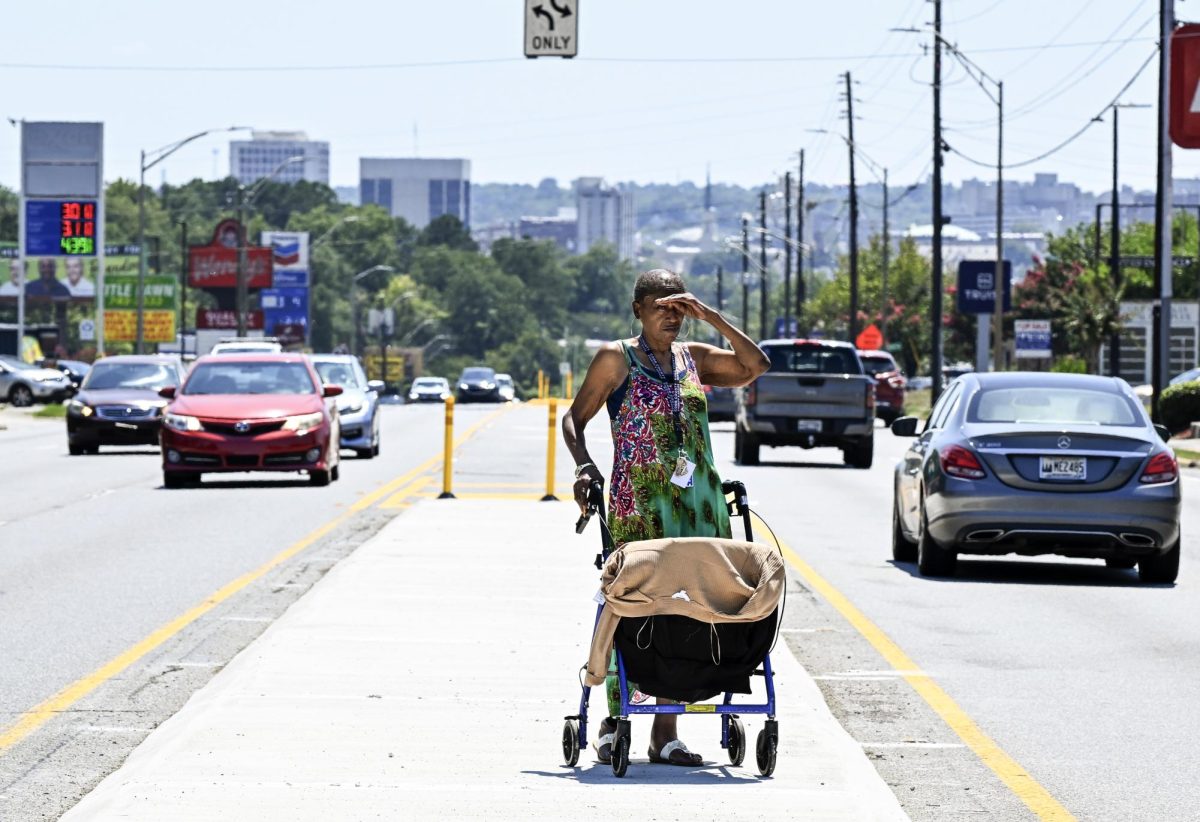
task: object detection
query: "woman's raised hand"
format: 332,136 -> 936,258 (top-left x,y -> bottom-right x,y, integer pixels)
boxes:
654,292 -> 713,323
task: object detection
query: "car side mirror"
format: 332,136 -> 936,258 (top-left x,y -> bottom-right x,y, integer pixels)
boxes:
158,386 -> 176,399
1154,423 -> 1171,443
891,416 -> 919,437
367,380 -> 385,393
323,384 -> 344,398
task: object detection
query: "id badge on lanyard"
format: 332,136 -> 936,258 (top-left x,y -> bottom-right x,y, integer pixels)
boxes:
638,336 -> 695,488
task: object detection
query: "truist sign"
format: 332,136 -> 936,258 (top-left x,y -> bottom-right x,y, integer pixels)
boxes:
188,219 -> 272,288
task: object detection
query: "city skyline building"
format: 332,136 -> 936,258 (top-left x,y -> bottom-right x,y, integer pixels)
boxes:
359,158 -> 471,229
575,177 -> 634,261
230,131 -> 330,186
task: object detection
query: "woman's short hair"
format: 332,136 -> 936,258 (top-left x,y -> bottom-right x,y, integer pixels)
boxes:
633,269 -> 685,303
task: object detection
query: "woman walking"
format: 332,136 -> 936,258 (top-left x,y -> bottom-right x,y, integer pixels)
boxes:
562,268 -> 769,766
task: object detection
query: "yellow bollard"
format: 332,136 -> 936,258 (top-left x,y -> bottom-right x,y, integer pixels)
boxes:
566,371 -> 573,400
438,396 -> 456,499
541,398 -> 558,501
539,369 -> 546,400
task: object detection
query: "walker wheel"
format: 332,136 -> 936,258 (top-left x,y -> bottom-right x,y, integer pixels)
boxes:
562,719 -> 580,766
727,717 -> 746,766
611,719 -> 631,778
756,725 -> 778,777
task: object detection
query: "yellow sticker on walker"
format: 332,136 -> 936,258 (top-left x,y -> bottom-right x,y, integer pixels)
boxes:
684,704 -> 716,713
670,457 -> 696,489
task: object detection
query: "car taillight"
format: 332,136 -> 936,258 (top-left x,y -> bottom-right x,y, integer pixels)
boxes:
940,445 -> 986,480
1140,451 -> 1178,484
746,383 -> 757,406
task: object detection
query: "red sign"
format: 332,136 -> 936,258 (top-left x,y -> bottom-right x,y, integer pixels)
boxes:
197,309 -> 264,330
1171,24 -> 1200,149
188,219 -> 273,288
855,324 -> 883,351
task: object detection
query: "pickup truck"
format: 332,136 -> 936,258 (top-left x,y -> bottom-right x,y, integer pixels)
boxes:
734,339 -> 876,468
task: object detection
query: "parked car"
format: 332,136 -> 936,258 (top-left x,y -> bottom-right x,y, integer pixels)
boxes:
858,350 -> 906,425
891,372 -> 1181,583
0,355 -> 74,407
159,354 -> 342,488
456,366 -> 502,403
734,339 -> 875,468
311,354 -> 384,459
43,358 -> 91,393
209,337 -> 283,356
1169,366 -> 1200,386
704,385 -> 736,422
408,376 -> 450,403
495,373 -> 516,402
65,355 -> 187,455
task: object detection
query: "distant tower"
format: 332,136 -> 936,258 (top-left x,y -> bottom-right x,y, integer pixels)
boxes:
704,164 -> 712,212
701,163 -> 719,251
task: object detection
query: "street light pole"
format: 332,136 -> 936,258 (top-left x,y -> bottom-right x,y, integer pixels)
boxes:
1152,0 -> 1175,422
784,171 -> 792,337
759,190 -> 768,339
1110,106 -> 1122,377
741,216 -> 750,332
350,264 -> 396,358
234,154 -> 306,338
992,81 -> 1005,372
797,149 -> 806,330
881,167 -> 891,344
931,0 -> 945,402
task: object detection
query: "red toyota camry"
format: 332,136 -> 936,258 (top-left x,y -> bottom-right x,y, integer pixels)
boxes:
159,354 -> 342,488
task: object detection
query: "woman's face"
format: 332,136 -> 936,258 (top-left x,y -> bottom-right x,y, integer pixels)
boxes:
633,292 -> 685,342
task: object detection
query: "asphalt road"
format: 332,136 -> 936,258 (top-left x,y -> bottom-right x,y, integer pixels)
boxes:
0,400 -> 506,820
707,421 -> 1200,822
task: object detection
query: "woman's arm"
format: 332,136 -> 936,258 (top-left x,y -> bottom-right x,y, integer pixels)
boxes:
655,293 -> 770,388
562,342 -> 628,511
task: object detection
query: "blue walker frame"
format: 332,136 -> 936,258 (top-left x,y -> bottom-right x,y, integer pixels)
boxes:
562,480 -> 780,777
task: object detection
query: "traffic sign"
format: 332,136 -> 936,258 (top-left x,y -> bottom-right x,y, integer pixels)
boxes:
1171,24 -> 1200,149
78,318 -> 95,341
525,0 -> 577,58
1015,319 -> 1051,359
855,324 -> 883,351
956,260 -> 1012,314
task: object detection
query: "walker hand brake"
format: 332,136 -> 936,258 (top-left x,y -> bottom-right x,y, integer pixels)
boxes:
574,481 -> 604,534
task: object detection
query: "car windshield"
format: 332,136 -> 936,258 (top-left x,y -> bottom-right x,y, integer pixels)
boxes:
969,387 -> 1141,426
0,356 -> 38,371
860,356 -> 896,376
415,378 -> 445,388
766,345 -> 861,375
214,346 -> 277,355
184,362 -> 315,395
314,361 -> 364,389
462,368 -> 493,381
496,376 -> 513,387
83,362 -> 177,391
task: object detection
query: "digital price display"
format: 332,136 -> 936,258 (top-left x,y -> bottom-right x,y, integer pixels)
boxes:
25,199 -> 98,256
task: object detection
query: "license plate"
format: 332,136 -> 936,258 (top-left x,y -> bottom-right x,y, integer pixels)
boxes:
796,419 -> 822,432
1039,456 -> 1086,480
115,422 -> 139,430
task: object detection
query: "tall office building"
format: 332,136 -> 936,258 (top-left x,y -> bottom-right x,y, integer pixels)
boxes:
575,177 -> 634,261
359,158 -> 471,229
230,131 -> 330,185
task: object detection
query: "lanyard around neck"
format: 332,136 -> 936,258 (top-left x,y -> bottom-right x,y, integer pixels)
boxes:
637,335 -> 683,452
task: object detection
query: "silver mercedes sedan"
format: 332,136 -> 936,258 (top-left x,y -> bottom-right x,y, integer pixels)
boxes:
891,372 -> 1181,583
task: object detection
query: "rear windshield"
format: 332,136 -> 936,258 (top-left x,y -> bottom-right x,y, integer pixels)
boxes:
184,362 -> 315,395
461,368 -> 494,380
314,361 -> 364,389
414,378 -> 445,387
84,362 -> 178,391
860,355 -> 897,376
766,345 -> 862,375
968,387 -> 1141,426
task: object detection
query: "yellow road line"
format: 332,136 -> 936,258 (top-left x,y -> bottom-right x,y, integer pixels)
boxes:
454,481 -> 544,489
755,514 -> 1076,822
379,476 -> 432,509
0,403 -> 514,757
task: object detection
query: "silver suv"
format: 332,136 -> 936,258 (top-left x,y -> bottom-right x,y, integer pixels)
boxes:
0,355 -> 74,406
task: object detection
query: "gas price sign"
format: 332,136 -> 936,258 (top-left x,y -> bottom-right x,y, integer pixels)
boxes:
25,199 -> 98,256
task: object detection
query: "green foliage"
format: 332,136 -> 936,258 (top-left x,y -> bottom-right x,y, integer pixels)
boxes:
1050,354 -> 1088,374
1160,381 -> 1200,435
419,215 -> 477,252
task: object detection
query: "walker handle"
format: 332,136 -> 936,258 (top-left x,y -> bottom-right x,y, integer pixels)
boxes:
574,480 -> 605,534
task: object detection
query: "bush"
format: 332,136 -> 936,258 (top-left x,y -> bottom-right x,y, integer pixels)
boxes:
1051,355 -> 1088,374
1160,381 -> 1200,435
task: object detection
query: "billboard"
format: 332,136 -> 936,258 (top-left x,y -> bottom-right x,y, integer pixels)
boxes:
197,309 -> 264,330
1015,320 -> 1052,359
188,219 -> 272,289
956,260 -> 1012,314
103,273 -> 178,343
262,231 -> 310,287
0,245 -> 137,302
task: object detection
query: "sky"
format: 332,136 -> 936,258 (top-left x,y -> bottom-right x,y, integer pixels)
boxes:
0,0 -> 1193,196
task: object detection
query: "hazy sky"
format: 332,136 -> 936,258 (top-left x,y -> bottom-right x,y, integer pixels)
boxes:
0,0 -> 1191,195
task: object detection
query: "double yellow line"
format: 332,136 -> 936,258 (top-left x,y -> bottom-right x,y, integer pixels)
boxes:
755,514 -> 1076,821
0,404 -> 511,757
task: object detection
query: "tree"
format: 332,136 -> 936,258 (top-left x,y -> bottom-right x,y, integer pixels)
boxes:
490,237 -> 574,331
566,243 -> 636,314
418,215 -> 477,252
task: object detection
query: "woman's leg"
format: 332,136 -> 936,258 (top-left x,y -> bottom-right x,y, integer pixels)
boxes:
650,701 -> 703,765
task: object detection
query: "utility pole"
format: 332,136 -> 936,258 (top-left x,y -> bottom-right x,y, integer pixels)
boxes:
236,187 -> 249,337
136,150 -> 148,354
759,190 -> 768,339
931,0 -> 945,402
845,71 -> 860,345
741,216 -> 750,332
1110,106 -> 1122,378
179,221 -> 188,358
797,149 -> 806,331
991,80 -> 1005,372
881,168 -> 891,343
716,264 -> 724,316
784,171 -> 792,337
1152,0 -> 1175,422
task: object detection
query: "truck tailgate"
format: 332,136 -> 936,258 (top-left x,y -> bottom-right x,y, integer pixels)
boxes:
753,373 -> 873,418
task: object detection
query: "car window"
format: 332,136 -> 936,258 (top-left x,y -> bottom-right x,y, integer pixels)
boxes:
927,383 -> 962,431
83,362 -> 178,390
860,356 -> 896,376
461,368 -> 494,380
968,386 -> 1140,426
765,345 -> 862,375
314,361 -> 364,389
183,362 -> 316,395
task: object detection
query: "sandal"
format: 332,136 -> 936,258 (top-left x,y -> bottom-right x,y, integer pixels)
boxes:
595,732 -> 614,764
648,739 -> 703,766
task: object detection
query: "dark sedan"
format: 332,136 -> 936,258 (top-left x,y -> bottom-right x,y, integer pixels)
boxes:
891,372 -> 1181,583
456,366 -> 502,403
65,355 -> 187,454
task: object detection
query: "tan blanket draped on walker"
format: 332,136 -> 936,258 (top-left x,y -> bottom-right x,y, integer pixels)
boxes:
584,537 -> 786,687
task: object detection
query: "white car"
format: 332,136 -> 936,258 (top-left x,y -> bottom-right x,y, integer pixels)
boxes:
495,373 -> 516,402
210,338 -> 283,356
408,376 -> 450,403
